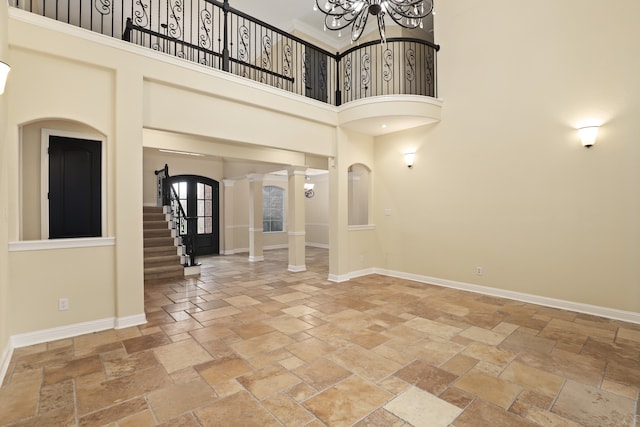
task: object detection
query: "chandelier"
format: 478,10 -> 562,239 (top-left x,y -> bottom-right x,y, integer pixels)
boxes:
313,0 -> 433,43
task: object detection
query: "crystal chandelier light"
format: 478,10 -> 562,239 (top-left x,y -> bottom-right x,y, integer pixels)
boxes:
313,0 -> 433,43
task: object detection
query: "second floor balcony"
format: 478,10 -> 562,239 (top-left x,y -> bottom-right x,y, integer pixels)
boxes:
10,0 -> 440,107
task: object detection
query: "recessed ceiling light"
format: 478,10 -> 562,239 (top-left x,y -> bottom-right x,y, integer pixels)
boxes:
380,124 -> 387,129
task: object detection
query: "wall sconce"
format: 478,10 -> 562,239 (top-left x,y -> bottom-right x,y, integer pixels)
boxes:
0,61 -> 11,95
304,177 -> 315,198
578,126 -> 599,148
403,152 -> 415,168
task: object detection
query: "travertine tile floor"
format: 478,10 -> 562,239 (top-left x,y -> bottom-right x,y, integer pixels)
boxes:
1,247 -> 639,426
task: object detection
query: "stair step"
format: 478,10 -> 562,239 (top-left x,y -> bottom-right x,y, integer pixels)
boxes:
143,206 -> 164,213
144,228 -> 172,238
144,220 -> 170,230
144,213 -> 166,221
144,236 -> 175,247
144,245 -> 178,256
144,254 -> 182,267
144,264 -> 184,280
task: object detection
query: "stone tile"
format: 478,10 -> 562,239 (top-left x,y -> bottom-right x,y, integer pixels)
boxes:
438,387 -> 474,409
270,291 -> 311,303
393,359 -> 457,395
510,400 -> 581,426
327,345 -> 402,382
286,337 -> 336,362
39,379 -> 74,413
403,317 -> 462,339
76,365 -> 171,415
191,305 -> 242,322
499,361 -> 564,397
405,336 -> 466,366
156,413 -> 201,427
0,378 -> 41,425
122,332 -> 172,354
211,379 -> 245,398
153,339 -> 213,373
304,376 -> 392,427
441,353 -> 478,376
454,371 -> 522,409
617,327 -> 640,343
293,358 -> 352,391
237,364 -> 300,400
78,396 -> 148,426
13,346 -> 74,372
160,318 -> 203,336
552,380 -> 635,427
384,386 -> 462,427
262,314 -> 314,334
353,408 -> 405,427
43,354 -> 102,385
230,321 -> 275,340
285,382 -> 317,403
102,350 -> 158,379
459,326 -> 507,345
231,331 -> 295,359
516,348 -> 605,386
224,295 -> 262,307
262,393 -> 315,426
118,410 -> 157,427
196,355 -> 252,385
194,391 -> 280,426
281,304 -> 318,317
147,379 -> 217,422
499,331 -> 556,354
348,331 -> 390,349
454,399 -> 539,427
279,355 -> 306,370
7,405 -> 76,427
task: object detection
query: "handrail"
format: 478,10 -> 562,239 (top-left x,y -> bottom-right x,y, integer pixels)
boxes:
14,0 -> 440,104
154,164 -> 198,267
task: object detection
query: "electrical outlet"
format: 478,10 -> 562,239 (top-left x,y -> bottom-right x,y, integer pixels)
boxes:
475,267 -> 484,276
58,298 -> 69,311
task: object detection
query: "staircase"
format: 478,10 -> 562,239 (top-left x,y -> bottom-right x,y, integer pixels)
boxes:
143,206 -> 184,280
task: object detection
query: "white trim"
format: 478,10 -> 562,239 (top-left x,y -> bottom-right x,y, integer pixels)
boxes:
0,345 -> 13,387
288,231 -> 306,237
143,202 -> 157,207
306,242 -> 329,249
374,269 -> 640,325
114,314 -> 147,329
10,314 -> 147,349
348,224 -> 376,231
9,237 -> 115,252
184,265 -> 201,276
249,228 -> 264,233
288,265 -> 307,273
249,255 -> 265,262
328,268 -> 376,283
40,128 -> 107,240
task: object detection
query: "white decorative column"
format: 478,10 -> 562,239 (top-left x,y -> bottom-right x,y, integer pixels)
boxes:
247,174 -> 264,262
287,167 -> 306,272
222,179 -> 235,255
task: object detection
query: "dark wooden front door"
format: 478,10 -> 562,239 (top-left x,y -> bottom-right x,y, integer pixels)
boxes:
169,175 -> 219,255
48,136 -> 101,239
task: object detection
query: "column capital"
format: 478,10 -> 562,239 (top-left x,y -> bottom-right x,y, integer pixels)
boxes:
223,179 -> 235,187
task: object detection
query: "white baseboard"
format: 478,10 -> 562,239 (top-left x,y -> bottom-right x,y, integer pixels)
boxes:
288,265 -> 307,273
249,255 -> 265,262
375,268 -> 640,325
0,343 -> 13,387
10,313 -> 147,349
328,268 -> 375,283
115,313 -> 147,329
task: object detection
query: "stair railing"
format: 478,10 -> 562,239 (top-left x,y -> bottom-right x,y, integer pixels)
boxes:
154,164 -> 198,267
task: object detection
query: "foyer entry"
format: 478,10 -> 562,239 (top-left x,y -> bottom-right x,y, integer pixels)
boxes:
168,175 -> 220,255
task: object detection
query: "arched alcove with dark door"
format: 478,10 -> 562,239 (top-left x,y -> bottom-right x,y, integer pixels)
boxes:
168,175 -> 220,255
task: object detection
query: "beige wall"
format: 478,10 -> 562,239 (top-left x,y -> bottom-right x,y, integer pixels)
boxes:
305,175 -> 329,247
0,0 -> 10,369
374,0 -> 640,312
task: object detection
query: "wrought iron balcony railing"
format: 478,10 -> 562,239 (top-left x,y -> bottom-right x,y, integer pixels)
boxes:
11,0 -> 439,105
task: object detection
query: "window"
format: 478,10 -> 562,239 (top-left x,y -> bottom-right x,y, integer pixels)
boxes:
263,185 -> 284,232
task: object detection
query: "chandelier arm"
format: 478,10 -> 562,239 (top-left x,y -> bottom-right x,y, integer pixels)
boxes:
351,7 -> 371,41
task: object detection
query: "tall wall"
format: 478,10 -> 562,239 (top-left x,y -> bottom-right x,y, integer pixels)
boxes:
374,0 -> 640,313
